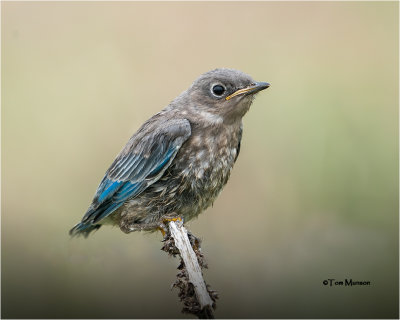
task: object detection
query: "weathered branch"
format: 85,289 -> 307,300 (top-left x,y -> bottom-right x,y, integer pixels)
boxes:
169,221 -> 213,308
161,220 -> 218,319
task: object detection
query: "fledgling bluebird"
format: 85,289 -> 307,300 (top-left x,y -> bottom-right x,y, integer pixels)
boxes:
70,69 -> 269,237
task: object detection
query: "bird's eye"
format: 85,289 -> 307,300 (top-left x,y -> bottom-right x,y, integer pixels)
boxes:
212,85 -> 226,97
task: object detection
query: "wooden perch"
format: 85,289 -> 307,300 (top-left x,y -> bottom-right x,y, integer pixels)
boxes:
161,220 -> 218,319
169,221 -> 213,308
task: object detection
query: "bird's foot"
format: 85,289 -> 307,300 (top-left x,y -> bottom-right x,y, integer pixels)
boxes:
157,214 -> 184,238
157,224 -> 169,238
162,214 -> 183,225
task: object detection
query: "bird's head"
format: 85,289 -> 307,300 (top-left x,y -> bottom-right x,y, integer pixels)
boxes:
184,68 -> 270,125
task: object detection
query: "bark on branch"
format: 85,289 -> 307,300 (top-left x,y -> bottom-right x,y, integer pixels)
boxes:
161,220 -> 218,319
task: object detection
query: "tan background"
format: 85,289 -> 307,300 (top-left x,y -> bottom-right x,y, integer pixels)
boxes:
2,1 -> 398,318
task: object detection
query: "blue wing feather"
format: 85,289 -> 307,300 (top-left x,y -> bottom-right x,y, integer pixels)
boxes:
84,150 -> 174,224
73,119 -> 192,233
148,146 -> 177,176
97,180 -> 123,202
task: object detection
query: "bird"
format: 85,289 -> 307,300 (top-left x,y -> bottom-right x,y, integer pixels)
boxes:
70,68 -> 270,237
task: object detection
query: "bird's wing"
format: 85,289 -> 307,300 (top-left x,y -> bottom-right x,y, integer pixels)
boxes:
82,118 -> 191,225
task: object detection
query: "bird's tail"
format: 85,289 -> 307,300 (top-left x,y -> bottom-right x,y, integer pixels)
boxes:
69,222 -> 101,238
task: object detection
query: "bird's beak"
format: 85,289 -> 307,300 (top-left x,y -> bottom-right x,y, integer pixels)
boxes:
225,82 -> 270,101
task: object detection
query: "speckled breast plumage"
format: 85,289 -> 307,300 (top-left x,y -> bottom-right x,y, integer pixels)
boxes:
117,122 -> 242,231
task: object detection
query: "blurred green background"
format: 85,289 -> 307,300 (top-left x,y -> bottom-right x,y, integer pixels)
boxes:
2,1 -> 398,319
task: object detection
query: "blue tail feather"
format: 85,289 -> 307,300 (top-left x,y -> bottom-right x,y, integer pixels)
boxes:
69,222 -> 101,238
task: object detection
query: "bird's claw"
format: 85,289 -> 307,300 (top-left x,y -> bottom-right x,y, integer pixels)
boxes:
157,223 -> 169,238
157,214 -> 184,238
162,215 -> 183,224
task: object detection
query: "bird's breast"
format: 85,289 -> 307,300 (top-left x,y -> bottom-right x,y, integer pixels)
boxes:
164,125 -> 241,217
